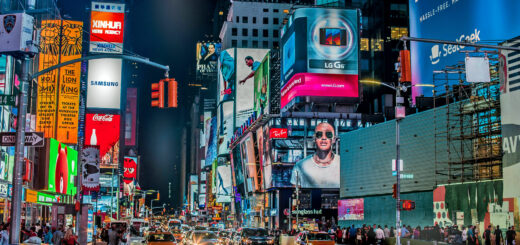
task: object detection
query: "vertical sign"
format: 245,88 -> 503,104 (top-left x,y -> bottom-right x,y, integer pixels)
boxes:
124,88 -> 137,146
89,2 -> 125,54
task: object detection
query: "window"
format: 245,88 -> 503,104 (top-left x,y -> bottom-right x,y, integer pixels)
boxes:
263,8 -> 268,12
274,9 -> 279,13
242,28 -> 248,36
371,38 -> 384,51
360,38 -> 369,51
273,41 -> 279,48
273,18 -> 279,25
242,16 -> 248,23
232,28 -> 237,36
232,40 -> 237,47
263,41 -> 269,48
263,29 -> 269,37
273,30 -> 279,38
253,41 -> 258,48
253,17 -> 257,24
390,27 -> 408,40
263,17 -> 268,24
253,29 -> 258,37
242,40 -> 248,47
236,16 -> 239,23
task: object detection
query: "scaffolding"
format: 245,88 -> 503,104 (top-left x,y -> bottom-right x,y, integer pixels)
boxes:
433,54 -> 502,184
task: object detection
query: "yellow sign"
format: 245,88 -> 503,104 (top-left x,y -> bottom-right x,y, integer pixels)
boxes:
25,189 -> 38,203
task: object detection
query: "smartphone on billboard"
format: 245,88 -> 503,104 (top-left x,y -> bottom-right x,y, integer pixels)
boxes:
319,28 -> 347,46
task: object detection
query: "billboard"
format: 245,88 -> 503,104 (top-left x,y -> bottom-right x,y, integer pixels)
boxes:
257,126 -> 272,189
196,42 -> 221,76
338,198 -> 364,220
44,138 -> 78,195
86,58 -> 122,109
84,114 -> 120,168
81,146 -> 100,191
216,165 -> 232,203
205,116 -> 217,166
253,53 -> 270,116
89,2 -> 125,54
280,8 -> 359,110
236,49 -> 269,124
125,88 -> 137,146
37,20 -> 83,143
409,0 -> 520,100
217,101 -> 233,156
218,48 -> 235,103
290,122 -> 339,188
123,156 -> 137,184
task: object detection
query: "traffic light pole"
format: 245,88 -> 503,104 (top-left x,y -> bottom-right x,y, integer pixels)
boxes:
395,99 -> 401,245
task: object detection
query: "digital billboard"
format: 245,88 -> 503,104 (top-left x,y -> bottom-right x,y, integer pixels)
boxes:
89,2 -> 125,54
338,198 -> 364,220
217,101 -> 233,156
218,48 -> 235,103
257,126 -> 272,189
216,165 -> 232,203
86,58 -> 122,109
409,0 -> 520,100
236,49 -> 269,124
36,20 -> 83,143
196,42 -> 221,76
253,53 -> 270,116
84,113 -> 120,168
123,156 -> 137,184
81,146 -> 100,191
290,122 -> 339,188
44,138 -> 78,195
205,116 -> 217,166
125,88 -> 137,146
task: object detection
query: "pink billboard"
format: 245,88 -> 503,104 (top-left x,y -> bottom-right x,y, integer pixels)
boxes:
280,73 -> 358,109
338,198 -> 364,221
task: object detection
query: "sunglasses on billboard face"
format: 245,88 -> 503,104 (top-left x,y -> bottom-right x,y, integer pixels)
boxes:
315,131 -> 333,139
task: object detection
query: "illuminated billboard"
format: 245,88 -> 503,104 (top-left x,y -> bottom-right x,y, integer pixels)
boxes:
290,122 -> 339,188
253,53 -> 270,116
236,49 -> 269,123
43,138 -> 78,195
217,101 -> 233,156
216,165 -> 232,203
86,58 -> 122,109
409,0 -> 520,100
36,20 -> 83,144
206,116 -> 217,165
338,198 -> 364,220
257,126 -> 272,189
280,8 -> 359,111
124,88 -> 137,146
89,2 -> 125,54
84,113 -> 120,168
81,146 -> 100,191
218,48 -> 235,103
196,42 -> 221,76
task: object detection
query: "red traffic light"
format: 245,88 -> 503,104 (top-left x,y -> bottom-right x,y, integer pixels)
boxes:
402,200 -> 415,211
392,183 -> 397,199
166,78 -> 178,108
151,81 -> 165,108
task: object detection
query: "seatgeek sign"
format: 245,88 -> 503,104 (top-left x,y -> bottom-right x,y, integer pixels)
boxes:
86,58 -> 122,109
409,0 -> 520,100
90,2 -> 125,54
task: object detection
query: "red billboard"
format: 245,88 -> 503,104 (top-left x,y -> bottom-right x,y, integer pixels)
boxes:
125,88 -> 137,146
269,128 -> 288,139
89,2 -> 125,53
84,114 -> 120,168
281,73 -> 358,110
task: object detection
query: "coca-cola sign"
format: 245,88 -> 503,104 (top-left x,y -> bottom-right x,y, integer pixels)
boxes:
92,114 -> 113,122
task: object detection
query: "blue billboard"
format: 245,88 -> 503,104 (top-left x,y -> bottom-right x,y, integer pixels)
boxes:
409,0 -> 520,99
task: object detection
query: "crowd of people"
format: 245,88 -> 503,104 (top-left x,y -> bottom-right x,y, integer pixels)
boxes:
0,222 -> 79,245
99,222 -> 130,245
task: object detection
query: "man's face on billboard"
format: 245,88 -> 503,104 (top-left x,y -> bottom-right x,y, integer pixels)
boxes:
314,123 -> 334,152
208,44 -> 215,53
245,58 -> 254,67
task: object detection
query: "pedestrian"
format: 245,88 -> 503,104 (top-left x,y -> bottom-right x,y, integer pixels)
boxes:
356,228 -> 362,245
484,225 -> 492,245
62,228 -> 79,245
0,224 -> 7,245
383,225 -> 390,239
462,226 -> 468,244
336,226 -> 343,244
505,226 -> 515,245
495,225 -> 503,245
350,225 -> 357,244
23,227 -> 42,244
390,227 -> 395,238
367,226 -> 376,245
413,226 -> 421,240
52,225 -> 64,245
43,226 -> 53,244
375,225 -> 385,244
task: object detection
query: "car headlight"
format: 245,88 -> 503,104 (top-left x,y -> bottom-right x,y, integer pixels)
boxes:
245,239 -> 253,244
267,240 -> 275,244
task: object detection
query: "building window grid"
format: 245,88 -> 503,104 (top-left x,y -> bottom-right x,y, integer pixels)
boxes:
263,17 -> 269,24
232,28 -> 237,36
273,18 -> 279,25
242,28 -> 248,36
253,29 -> 258,37
242,16 -> 248,23
242,40 -> 248,47
253,17 -> 257,24
263,29 -> 269,37
236,16 -> 239,23
263,41 -> 269,48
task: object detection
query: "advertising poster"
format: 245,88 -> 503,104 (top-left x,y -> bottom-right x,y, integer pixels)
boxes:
253,53 -> 270,116
83,195 -> 117,213
290,122 -> 340,188
338,198 -> 364,220
257,126 -> 272,189
56,20 -> 83,144
89,2 -> 125,53
236,49 -> 269,124
46,138 -> 78,195
409,0 -> 520,100
123,156 -> 137,184
84,113 -> 120,168
205,116 -> 217,166
86,59 -> 122,109
197,42 -> 221,76
99,174 -> 118,188
240,133 -> 260,192
216,165 -> 232,203
125,88 -> 137,146
81,146 -> 100,191
217,101 -> 233,156
218,48 -> 235,103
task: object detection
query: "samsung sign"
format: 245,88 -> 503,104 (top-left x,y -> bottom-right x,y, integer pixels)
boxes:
87,58 -> 122,109
409,0 -> 520,100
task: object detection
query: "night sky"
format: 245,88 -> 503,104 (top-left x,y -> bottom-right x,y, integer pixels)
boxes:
59,0 -> 217,207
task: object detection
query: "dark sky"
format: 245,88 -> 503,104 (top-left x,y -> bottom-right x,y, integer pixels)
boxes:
59,0 -> 217,207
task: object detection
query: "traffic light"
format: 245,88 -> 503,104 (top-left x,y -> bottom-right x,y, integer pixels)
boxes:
402,200 -> 416,211
399,50 -> 411,82
392,183 -> 397,199
156,192 -> 160,200
151,81 -> 165,108
166,78 -> 178,108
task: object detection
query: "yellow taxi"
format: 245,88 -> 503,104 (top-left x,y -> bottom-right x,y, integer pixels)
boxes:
145,231 -> 178,245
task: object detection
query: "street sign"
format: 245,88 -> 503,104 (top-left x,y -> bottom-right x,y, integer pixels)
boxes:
0,132 -> 44,147
0,95 -> 16,106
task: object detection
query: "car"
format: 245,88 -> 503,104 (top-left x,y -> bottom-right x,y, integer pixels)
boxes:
294,232 -> 334,245
145,231 -> 178,245
217,231 -> 233,245
171,230 -> 184,242
236,228 -> 274,245
184,231 -> 219,245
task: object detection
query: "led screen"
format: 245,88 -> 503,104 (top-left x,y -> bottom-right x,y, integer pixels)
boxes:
217,101 -> 233,156
84,114 -> 120,168
46,138 -> 78,195
218,48 -> 235,103
253,53 -> 270,116
196,42 -> 222,76
338,198 -> 364,220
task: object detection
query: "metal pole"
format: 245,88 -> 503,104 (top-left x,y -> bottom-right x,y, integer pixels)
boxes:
396,115 -> 401,245
295,171 -> 299,228
9,55 -> 31,245
288,197 -> 291,232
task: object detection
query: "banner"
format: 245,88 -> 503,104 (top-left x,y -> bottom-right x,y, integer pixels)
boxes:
338,198 -> 364,220
84,113 -> 120,168
81,146 -> 100,191
86,58 -> 122,109
89,2 -> 125,53
123,156 -> 137,184
125,88 -> 137,146
196,42 -> 221,77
